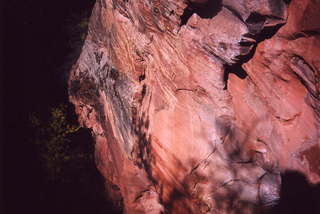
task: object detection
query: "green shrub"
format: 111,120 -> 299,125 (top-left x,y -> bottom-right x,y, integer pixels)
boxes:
29,103 -> 92,183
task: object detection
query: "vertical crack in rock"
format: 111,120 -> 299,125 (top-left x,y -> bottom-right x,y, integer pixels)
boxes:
69,0 -> 320,213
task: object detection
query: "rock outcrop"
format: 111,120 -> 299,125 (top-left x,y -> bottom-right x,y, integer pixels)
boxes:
68,0 -> 320,213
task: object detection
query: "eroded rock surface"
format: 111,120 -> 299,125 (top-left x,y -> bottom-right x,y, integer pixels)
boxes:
68,0 -> 320,213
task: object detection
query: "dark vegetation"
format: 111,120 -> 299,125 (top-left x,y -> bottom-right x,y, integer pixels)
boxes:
2,0 -> 118,213
29,104 -> 91,184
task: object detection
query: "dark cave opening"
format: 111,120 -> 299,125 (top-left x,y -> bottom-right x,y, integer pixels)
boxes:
180,0 -> 222,26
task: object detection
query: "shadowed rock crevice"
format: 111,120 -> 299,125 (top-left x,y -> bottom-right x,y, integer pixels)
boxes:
222,1 -> 290,86
180,0 -> 223,26
223,65 -> 248,89
254,24 -> 285,43
245,12 -> 267,34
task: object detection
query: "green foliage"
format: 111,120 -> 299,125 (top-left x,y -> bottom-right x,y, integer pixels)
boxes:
29,104 -> 92,183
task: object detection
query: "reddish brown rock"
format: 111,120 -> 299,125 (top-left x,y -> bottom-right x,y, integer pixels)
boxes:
69,0 -> 319,213
229,0 -> 320,183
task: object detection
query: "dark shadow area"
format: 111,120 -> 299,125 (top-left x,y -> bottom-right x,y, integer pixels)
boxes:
132,110 -> 157,185
31,127 -> 120,214
244,11 -> 286,43
2,0 -> 120,213
223,65 -> 248,89
223,11 -> 287,87
0,0 -> 4,208
180,0 -> 222,26
255,24 -> 285,43
246,12 -> 266,35
268,171 -> 320,214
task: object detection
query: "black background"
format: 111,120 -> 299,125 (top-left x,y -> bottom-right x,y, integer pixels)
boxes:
2,0 -> 118,213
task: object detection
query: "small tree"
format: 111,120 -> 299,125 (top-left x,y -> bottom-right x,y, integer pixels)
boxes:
29,104 -> 92,183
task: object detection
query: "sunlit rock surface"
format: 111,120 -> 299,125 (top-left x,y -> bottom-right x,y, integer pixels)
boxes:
68,0 -> 320,213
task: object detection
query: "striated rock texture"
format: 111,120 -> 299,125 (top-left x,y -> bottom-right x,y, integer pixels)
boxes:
68,0 -> 320,213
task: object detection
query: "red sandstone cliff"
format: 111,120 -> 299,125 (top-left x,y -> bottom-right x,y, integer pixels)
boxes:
68,0 -> 320,213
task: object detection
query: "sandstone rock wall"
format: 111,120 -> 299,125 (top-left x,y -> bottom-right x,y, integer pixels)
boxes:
68,0 -> 320,213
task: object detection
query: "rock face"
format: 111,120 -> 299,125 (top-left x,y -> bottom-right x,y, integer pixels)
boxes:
68,0 -> 320,213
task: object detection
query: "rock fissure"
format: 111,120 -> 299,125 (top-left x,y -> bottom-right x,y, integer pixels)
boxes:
180,0 -> 222,26
189,147 -> 217,176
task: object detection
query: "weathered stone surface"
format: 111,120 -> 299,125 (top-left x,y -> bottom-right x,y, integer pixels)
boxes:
228,0 -> 320,183
68,0 -> 319,213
